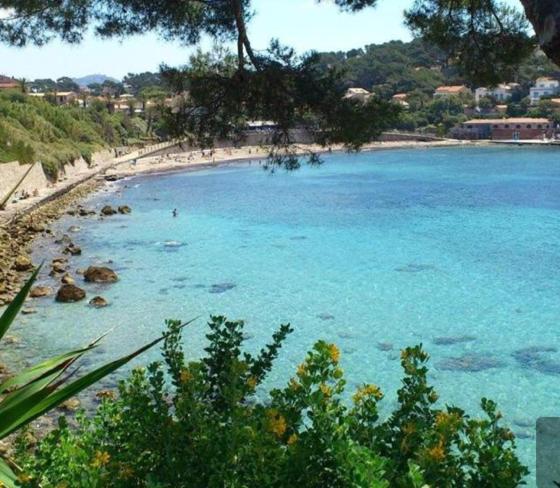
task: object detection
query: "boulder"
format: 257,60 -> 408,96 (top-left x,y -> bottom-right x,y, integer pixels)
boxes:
84,266 -> 118,283
101,205 -> 117,216
63,244 -> 82,256
51,262 -> 66,274
56,284 -> 86,303
68,225 -> 81,233
30,286 -> 52,298
61,273 -> 75,285
89,296 -> 108,308
14,255 -> 33,272
60,398 -> 81,411
118,205 -> 132,214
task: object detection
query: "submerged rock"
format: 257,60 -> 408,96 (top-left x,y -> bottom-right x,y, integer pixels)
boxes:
68,225 -> 81,233
316,313 -> 335,321
89,296 -> 108,308
433,335 -> 476,346
30,286 -> 52,298
118,205 -> 132,214
84,266 -> 118,283
437,353 -> 504,372
14,255 -> 33,272
512,346 -> 557,368
56,284 -> 86,303
376,342 -> 394,352
209,282 -> 237,294
101,205 -> 117,216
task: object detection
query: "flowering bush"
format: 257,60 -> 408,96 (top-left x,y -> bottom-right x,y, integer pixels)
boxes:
16,316 -> 528,487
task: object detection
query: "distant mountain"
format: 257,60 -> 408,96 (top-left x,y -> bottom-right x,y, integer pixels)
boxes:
72,74 -> 119,87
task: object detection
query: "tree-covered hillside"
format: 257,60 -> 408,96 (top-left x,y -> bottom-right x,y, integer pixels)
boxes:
315,39 -> 560,98
0,91 -> 147,177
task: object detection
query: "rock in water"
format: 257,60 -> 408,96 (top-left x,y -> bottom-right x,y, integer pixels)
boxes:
56,285 -> 86,303
101,205 -> 117,216
89,296 -> 108,308
63,244 -> 82,256
30,286 -> 52,298
118,205 -> 132,214
14,255 -> 33,272
61,273 -> 75,285
84,266 -> 118,283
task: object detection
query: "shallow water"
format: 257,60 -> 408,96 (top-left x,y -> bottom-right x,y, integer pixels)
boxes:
14,146 -> 560,481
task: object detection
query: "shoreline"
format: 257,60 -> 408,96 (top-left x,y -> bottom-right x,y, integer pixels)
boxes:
106,139 -> 483,179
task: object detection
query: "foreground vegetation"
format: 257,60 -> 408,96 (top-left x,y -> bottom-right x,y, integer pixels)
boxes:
0,91 -> 147,177
11,316 -> 528,487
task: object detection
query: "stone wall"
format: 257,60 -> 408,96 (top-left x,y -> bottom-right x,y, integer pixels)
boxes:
0,161 -> 50,201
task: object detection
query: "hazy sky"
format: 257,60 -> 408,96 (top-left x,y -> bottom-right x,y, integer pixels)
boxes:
0,0 -> 524,80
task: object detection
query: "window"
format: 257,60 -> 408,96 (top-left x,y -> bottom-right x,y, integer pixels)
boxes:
493,125 -> 498,129
527,125 -> 532,129
538,125 -> 542,129
516,125 -> 521,129
467,125 -> 473,129
505,124 -> 510,128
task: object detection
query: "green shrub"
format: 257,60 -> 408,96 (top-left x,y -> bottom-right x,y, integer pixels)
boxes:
16,317 -> 528,487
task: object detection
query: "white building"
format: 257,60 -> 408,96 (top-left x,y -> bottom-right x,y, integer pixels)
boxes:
475,83 -> 520,104
530,77 -> 560,104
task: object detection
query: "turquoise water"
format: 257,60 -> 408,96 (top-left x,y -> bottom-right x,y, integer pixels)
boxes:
15,146 -> 560,479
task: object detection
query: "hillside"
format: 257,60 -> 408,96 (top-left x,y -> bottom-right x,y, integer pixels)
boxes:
73,74 -> 119,87
316,38 -> 560,97
0,91 -> 146,177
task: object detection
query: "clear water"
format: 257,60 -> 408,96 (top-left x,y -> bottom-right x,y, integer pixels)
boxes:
14,146 -> 560,482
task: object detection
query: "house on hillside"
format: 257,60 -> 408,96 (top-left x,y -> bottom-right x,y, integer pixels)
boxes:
392,93 -> 409,108
475,83 -> 520,104
433,85 -> 471,98
453,118 -> 553,140
0,75 -> 19,91
343,88 -> 373,103
29,91 -> 77,105
530,77 -> 560,104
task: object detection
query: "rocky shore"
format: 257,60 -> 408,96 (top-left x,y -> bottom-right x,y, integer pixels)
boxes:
0,179 -> 106,307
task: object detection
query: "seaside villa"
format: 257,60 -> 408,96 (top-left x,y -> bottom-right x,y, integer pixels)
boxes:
475,83 -> 520,104
529,77 -> 560,104
453,118 -> 554,140
433,85 -> 471,98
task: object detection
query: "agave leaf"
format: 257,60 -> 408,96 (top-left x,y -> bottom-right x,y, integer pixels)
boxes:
0,345 -> 97,394
0,458 -> 17,487
0,319 -> 195,439
0,266 -> 40,342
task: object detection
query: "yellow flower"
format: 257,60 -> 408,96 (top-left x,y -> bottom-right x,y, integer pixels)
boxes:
319,383 -> 332,397
17,473 -> 32,483
180,368 -> 193,384
425,440 -> 446,463
91,450 -> 111,468
435,411 -> 461,432
328,344 -> 340,364
266,409 -> 287,438
247,376 -> 257,389
287,433 -> 298,445
297,362 -> 307,377
353,384 -> 384,403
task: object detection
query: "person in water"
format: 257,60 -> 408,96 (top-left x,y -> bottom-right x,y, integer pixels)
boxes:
173,209 -> 178,217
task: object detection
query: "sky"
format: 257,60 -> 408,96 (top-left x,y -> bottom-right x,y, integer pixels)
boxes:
0,0 -> 523,80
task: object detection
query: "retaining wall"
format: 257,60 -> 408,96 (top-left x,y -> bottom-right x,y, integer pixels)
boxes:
0,161 -> 50,201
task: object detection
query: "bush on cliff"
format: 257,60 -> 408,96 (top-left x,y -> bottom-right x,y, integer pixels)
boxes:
0,90 -> 145,178
16,316 -> 528,487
